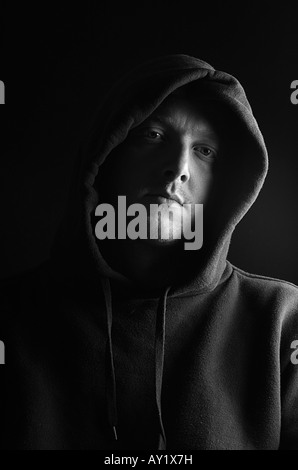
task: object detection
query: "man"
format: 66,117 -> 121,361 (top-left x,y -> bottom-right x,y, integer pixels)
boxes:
1,54 -> 298,450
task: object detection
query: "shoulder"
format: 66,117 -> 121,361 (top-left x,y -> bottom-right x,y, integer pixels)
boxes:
227,261 -> 298,318
227,263 -> 298,352
227,262 -> 298,331
0,262 -> 51,319
0,263 -> 47,291
229,262 -> 298,296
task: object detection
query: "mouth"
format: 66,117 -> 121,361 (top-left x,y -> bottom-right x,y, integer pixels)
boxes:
144,193 -> 183,206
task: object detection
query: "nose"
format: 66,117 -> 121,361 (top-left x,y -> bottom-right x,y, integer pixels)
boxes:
162,143 -> 190,184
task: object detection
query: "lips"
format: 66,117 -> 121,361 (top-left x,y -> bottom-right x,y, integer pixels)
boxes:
144,192 -> 183,205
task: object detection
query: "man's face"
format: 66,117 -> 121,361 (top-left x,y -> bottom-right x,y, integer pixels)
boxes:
98,94 -> 221,245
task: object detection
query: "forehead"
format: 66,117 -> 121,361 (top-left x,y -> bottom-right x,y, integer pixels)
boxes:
141,94 -> 220,139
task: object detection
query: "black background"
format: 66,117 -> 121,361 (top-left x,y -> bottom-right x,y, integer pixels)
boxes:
2,1 -> 298,283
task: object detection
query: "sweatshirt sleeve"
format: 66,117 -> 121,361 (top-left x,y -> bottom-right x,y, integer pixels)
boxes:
279,285 -> 298,449
279,363 -> 298,449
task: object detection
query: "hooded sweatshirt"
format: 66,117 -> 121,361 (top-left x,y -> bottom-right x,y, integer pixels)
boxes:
1,54 -> 298,450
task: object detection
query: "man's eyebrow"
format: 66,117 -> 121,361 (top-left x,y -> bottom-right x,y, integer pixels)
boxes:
140,115 -> 216,133
136,114 -> 220,144
140,115 -> 171,125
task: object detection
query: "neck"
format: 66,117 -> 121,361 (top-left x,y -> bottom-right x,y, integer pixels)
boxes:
98,238 -> 186,294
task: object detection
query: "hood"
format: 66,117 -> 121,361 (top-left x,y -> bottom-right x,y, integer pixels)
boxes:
50,53 -> 268,296
48,54 -> 269,450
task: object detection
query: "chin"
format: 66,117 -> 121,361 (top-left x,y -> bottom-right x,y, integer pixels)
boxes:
140,237 -> 182,249
147,218 -> 184,244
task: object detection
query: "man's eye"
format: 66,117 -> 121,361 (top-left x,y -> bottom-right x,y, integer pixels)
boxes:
144,130 -> 163,140
194,146 -> 216,159
127,128 -> 164,144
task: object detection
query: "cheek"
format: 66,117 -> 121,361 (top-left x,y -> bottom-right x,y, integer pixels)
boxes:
191,165 -> 214,203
